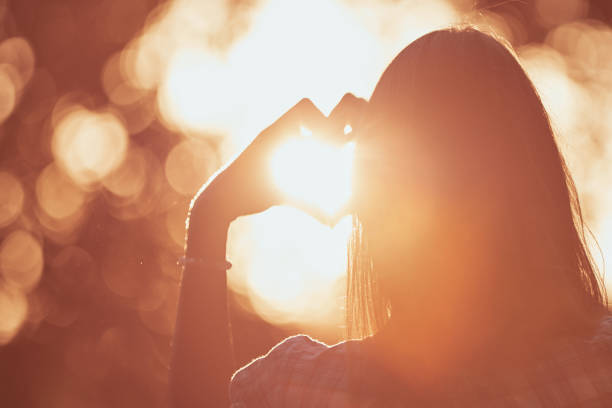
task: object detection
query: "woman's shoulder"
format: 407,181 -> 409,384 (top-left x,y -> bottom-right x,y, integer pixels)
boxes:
232,334 -> 340,376
230,335 -> 355,407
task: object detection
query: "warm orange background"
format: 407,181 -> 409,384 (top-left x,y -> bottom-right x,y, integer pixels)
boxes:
0,0 -> 610,406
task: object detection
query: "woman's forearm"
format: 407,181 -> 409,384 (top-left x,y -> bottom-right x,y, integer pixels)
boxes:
169,205 -> 234,408
167,98 -> 333,407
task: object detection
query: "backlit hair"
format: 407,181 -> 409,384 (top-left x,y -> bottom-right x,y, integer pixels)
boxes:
346,27 -> 607,346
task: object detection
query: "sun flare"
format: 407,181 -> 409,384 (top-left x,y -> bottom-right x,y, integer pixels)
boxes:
270,136 -> 355,217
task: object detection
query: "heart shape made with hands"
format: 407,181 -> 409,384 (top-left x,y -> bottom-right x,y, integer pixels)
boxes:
267,94 -> 367,226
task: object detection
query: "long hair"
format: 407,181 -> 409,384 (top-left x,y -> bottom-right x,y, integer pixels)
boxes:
346,27 -> 607,345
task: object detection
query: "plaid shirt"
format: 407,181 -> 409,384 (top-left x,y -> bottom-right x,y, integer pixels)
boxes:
230,315 -> 612,407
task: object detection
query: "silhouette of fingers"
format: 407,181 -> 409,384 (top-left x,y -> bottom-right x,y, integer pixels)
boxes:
276,98 -> 328,140
329,93 -> 368,141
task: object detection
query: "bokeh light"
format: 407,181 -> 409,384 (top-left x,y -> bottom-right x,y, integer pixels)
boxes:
0,284 -> 28,345
0,171 -> 24,228
0,36 -> 35,92
52,107 -> 129,187
0,65 -> 16,123
102,52 -> 148,107
158,48 -> 234,133
0,229 -> 44,292
103,145 -> 148,199
104,147 -> 166,221
165,139 -> 217,196
36,163 -> 86,221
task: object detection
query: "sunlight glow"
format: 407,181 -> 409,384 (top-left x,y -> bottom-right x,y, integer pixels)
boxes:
270,137 -> 354,216
0,0 -> 609,368
126,0 -> 458,330
228,210 -> 352,327
158,48 -> 233,133
76,0 -> 612,332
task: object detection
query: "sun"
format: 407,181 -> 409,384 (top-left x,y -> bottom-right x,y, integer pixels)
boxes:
270,132 -> 355,218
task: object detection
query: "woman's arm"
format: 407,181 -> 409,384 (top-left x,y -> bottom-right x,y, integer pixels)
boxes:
168,95 -> 362,407
168,98 -> 326,407
169,197 -> 233,408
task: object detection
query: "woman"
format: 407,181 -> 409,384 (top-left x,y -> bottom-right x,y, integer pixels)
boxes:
170,27 -> 611,407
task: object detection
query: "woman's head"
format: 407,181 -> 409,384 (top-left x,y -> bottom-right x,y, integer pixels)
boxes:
348,27 -> 607,351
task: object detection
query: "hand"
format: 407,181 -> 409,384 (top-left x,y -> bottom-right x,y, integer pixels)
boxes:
190,94 -> 368,225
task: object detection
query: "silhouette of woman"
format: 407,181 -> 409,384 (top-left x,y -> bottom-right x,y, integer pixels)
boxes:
170,27 -> 611,407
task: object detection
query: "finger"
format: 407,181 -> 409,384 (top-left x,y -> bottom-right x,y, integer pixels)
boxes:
328,93 -> 368,139
277,98 -> 328,138
329,93 -> 359,125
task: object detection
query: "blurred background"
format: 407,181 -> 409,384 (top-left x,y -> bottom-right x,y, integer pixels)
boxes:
0,0 -> 610,406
